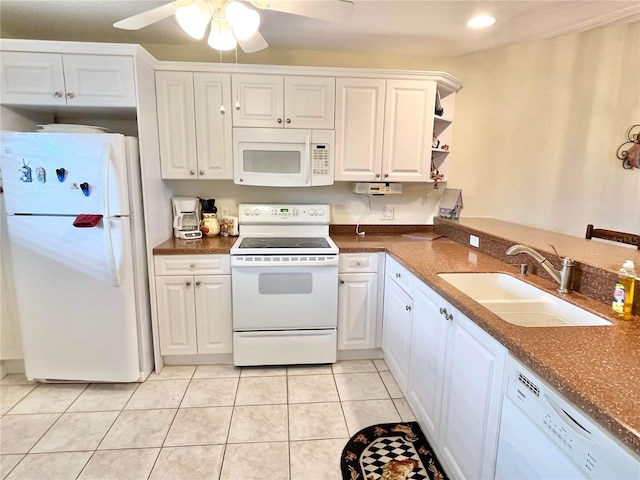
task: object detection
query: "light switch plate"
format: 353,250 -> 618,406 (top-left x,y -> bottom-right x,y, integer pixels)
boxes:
470,235 -> 480,248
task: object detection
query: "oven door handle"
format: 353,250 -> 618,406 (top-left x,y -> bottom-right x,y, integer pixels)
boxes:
231,258 -> 339,268
305,134 -> 311,185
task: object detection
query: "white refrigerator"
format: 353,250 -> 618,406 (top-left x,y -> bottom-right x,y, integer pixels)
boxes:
0,131 -> 153,382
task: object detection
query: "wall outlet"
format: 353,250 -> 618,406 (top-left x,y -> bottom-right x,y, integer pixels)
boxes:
470,235 -> 480,248
380,206 -> 394,220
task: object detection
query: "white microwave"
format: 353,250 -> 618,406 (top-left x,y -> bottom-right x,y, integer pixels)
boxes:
233,128 -> 334,187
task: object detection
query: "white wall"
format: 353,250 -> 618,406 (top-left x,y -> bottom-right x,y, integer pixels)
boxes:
168,180 -> 446,226
445,21 -> 640,237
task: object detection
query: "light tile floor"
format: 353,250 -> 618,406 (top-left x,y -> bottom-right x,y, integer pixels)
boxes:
0,359 -> 415,480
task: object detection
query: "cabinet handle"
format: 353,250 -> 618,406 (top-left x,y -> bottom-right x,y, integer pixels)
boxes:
395,272 -> 401,278
190,264 -> 196,268
199,170 -> 204,175
340,280 -> 345,284
384,173 -> 389,178
277,118 -> 283,124
190,170 -> 196,175
66,92 -> 74,99
375,174 -> 381,178
286,118 -> 291,124
186,281 -> 192,286
439,307 -> 453,321
195,281 -> 201,286
406,305 -> 412,311
54,91 -> 63,98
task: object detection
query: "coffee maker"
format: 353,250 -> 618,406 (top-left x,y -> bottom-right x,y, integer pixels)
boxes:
172,197 -> 202,239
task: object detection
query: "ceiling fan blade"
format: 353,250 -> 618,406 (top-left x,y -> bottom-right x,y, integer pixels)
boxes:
113,2 -> 181,30
262,0 -> 354,23
238,30 -> 269,53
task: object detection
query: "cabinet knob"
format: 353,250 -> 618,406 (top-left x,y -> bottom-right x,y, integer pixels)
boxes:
199,170 -> 204,175
340,280 -> 345,284
277,118 -> 283,124
439,307 -> 453,321
66,92 -> 74,99
384,173 -> 389,178
375,174 -> 381,178
195,281 -> 201,286
54,91 -> 63,98
190,170 -> 196,175
190,264 -> 196,268
286,118 -> 291,124
186,281 -> 192,286
406,305 -> 412,311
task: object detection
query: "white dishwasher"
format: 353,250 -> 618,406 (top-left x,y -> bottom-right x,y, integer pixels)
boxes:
495,356 -> 640,480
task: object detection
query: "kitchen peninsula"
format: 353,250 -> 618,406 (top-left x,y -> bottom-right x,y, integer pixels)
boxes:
154,218 -> 640,455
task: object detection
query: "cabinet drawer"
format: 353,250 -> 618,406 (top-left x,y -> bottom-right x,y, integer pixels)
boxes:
386,255 -> 413,293
154,255 -> 230,275
339,253 -> 379,273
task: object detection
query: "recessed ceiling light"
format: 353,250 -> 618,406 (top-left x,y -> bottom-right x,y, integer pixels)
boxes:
467,15 -> 496,28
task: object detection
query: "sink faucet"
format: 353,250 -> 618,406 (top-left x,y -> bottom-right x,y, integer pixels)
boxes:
506,245 -> 574,293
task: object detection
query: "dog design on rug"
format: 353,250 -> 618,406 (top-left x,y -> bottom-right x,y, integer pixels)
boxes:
372,458 -> 419,480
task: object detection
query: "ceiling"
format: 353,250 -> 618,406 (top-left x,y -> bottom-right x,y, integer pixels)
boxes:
1,1 -> 638,58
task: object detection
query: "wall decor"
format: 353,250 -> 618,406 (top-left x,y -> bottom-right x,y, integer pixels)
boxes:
617,124 -> 640,169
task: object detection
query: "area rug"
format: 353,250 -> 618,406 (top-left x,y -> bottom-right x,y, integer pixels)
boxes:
341,422 -> 448,480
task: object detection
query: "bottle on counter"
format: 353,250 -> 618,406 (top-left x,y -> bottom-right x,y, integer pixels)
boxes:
611,260 -> 636,320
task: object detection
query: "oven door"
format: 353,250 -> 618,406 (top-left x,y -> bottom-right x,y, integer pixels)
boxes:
232,261 -> 338,330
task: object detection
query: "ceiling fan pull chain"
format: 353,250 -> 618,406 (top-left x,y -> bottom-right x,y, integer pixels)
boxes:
219,48 -> 227,114
234,45 -> 241,111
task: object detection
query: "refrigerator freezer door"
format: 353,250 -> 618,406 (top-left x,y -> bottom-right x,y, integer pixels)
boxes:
1,132 -> 130,216
7,215 -> 143,382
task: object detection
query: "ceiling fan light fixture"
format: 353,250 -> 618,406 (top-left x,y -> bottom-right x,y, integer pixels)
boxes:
208,16 -> 238,51
467,15 -> 496,28
176,0 -> 212,39
225,1 -> 261,40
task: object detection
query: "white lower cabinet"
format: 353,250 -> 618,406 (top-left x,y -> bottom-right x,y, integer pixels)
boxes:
382,255 -> 414,392
383,255 -> 506,480
338,253 -> 383,351
154,255 -> 232,356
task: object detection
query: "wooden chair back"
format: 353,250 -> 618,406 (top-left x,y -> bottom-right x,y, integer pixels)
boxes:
585,224 -> 640,249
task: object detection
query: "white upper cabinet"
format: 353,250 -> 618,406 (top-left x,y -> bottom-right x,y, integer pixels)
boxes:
382,80 -> 436,182
232,74 -> 335,129
156,71 -> 233,179
335,78 -> 446,182
334,78 -> 386,181
1,51 -> 135,107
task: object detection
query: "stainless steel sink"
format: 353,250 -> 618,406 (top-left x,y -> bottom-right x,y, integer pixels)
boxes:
437,273 -> 612,327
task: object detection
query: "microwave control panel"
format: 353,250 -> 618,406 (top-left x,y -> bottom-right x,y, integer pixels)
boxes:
312,145 -> 330,175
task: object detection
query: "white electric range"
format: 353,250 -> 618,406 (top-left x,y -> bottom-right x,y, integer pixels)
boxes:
230,204 -> 339,366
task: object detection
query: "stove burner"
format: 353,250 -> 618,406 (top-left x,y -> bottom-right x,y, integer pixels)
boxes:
238,236 -> 331,250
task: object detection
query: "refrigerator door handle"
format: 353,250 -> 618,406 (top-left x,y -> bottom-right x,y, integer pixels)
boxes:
103,217 -> 121,287
102,144 -> 121,287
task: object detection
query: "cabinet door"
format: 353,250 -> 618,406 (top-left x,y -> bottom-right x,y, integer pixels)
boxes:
334,78 -> 385,181
155,71 -> 198,179
338,272 -> 378,350
194,275 -> 233,354
232,74 -> 283,127
62,54 -> 135,107
0,52 -> 66,106
406,281 -> 449,444
155,276 -> 197,355
284,76 -> 335,129
194,72 -> 233,179
382,278 -> 413,393
382,80 -> 436,182
438,310 -> 506,480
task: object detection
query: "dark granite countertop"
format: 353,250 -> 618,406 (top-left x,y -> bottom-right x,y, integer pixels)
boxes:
153,226 -> 640,454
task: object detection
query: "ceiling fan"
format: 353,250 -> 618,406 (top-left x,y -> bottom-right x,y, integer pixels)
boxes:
113,0 -> 355,53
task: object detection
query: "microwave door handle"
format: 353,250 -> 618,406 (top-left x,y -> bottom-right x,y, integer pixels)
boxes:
305,135 -> 311,184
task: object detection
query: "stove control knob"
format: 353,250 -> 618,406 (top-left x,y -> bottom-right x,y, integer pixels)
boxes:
253,209 -> 261,216
308,208 -> 317,216
317,208 -> 326,216
244,208 -> 252,215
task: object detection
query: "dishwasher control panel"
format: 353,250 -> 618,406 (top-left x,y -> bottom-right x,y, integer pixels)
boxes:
503,358 -> 640,479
